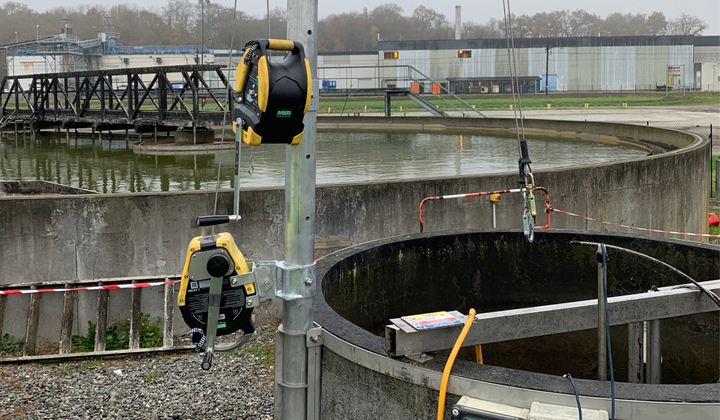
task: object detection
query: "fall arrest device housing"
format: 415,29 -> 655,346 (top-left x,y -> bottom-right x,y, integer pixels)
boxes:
233,39 -> 311,146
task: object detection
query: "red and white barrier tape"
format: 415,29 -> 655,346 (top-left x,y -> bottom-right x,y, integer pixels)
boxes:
0,279 -> 181,295
552,208 -> 720,238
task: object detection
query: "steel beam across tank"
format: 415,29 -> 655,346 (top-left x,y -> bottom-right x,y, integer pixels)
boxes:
0,65 -> 231,132
386,280 -> 720,357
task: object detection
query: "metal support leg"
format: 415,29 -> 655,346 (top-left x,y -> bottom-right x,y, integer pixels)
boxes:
491,202 -> 497,229
307,329 -> 322,420
627,321 -> 644,383
384,94 -> 391,117
646,319 -> 661,384
597,247 -> 607,381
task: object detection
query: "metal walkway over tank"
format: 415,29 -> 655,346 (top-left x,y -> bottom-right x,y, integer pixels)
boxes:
0,65 -> 231,133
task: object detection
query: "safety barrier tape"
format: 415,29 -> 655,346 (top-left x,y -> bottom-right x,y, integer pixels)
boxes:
552,208 -> 720,238
0,279 -> 181,295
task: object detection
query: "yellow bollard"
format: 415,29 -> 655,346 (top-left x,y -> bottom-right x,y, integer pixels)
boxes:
328,107 -> 331,113
472,104 -> 476,109
622,103 -> 628,109
547,104 -> 551,110
364,105 -> 367,113
509,104 -> 513,111
400,106 -> 403,112
584,103 -> 589,109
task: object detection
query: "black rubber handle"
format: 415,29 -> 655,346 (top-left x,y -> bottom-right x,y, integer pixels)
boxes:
195,215 -> 230,227
201,352 -> 213,370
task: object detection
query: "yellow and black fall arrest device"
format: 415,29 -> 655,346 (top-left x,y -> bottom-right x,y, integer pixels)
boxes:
233,39 -> 311,146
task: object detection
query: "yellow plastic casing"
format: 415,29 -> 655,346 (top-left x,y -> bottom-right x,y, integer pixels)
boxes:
235,49 -> 252,94
242,125 -> 263,146
178,232 -> 251,307
267,39 -> 295,51
257,56 -> 270,113
303,58 -> 312,113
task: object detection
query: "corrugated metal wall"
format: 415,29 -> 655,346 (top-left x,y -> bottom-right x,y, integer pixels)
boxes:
377,44 -> 698,91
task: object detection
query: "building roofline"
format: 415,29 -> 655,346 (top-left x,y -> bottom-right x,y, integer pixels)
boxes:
379,35 -> 707,51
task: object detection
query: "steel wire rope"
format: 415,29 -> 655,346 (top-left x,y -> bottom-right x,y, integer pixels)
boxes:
500,0 -> 522,148
504,0 -> 526,139
211,0 -> 240,233
571,241 -> 720,307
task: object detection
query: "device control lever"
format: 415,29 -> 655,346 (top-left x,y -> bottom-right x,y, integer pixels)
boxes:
195,215 -> 230,227
194,215 -> 242,228
201,276 -> 223,370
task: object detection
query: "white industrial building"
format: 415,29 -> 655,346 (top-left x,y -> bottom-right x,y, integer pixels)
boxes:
319,35 -> 720,92
4,35 -> 719,92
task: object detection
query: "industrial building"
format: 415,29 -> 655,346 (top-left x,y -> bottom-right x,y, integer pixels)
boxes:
2,18 -> 719,93
318,35 -> 720,92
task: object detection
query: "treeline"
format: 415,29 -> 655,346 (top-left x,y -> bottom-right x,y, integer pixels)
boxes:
0,1 -> 709,53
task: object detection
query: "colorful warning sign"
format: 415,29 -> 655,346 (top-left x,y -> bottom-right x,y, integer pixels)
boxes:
401,311 -> 463,331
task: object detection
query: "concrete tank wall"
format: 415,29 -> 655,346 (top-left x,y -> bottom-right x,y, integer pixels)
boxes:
315,230 -> 720,419
0,117 -> 710,341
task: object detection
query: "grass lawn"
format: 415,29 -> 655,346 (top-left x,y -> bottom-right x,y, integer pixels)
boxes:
319,92 -> 720,112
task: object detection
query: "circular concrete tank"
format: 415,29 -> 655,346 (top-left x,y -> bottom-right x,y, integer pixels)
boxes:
315,230 -> 719,420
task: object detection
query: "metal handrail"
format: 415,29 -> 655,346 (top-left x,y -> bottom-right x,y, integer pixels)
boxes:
317,64 -> 486,117
404,65 -> 485,117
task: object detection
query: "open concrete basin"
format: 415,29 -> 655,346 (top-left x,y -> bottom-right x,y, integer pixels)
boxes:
315,230 -> 719,419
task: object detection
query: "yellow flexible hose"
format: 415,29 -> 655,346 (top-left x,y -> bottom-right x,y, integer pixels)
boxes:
437,308 -> 476,420
475,344 -> 484,364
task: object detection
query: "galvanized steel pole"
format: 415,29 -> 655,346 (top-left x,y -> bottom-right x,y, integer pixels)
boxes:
278,0 -> 318,418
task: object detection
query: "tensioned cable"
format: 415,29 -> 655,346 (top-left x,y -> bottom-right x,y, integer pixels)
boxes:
504,0 -> 526,140
500,0 -> 521,149
211,0 -> 240,234
571,241 -> 720,308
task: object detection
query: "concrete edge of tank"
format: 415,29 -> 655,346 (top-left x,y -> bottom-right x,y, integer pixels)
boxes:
314,229 -> 720,405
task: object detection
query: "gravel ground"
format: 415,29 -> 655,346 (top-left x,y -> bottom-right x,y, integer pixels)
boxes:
0,327 -> 276,420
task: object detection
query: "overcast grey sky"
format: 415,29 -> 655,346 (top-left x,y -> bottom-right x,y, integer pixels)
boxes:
18,0 -> 720,35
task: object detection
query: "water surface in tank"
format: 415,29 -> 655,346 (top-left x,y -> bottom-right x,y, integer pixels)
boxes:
0,129 -> 646,193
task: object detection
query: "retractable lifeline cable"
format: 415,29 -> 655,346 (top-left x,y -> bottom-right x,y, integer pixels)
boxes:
502,0 -> 536,242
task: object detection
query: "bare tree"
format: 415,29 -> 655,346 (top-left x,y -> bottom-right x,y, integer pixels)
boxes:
668,14 -> 708,35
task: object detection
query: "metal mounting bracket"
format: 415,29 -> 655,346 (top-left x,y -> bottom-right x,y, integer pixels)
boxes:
405,353 -> 434,364
306,327 -> 323,347
228,260 -> 316,305
276,261 -> 316,301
